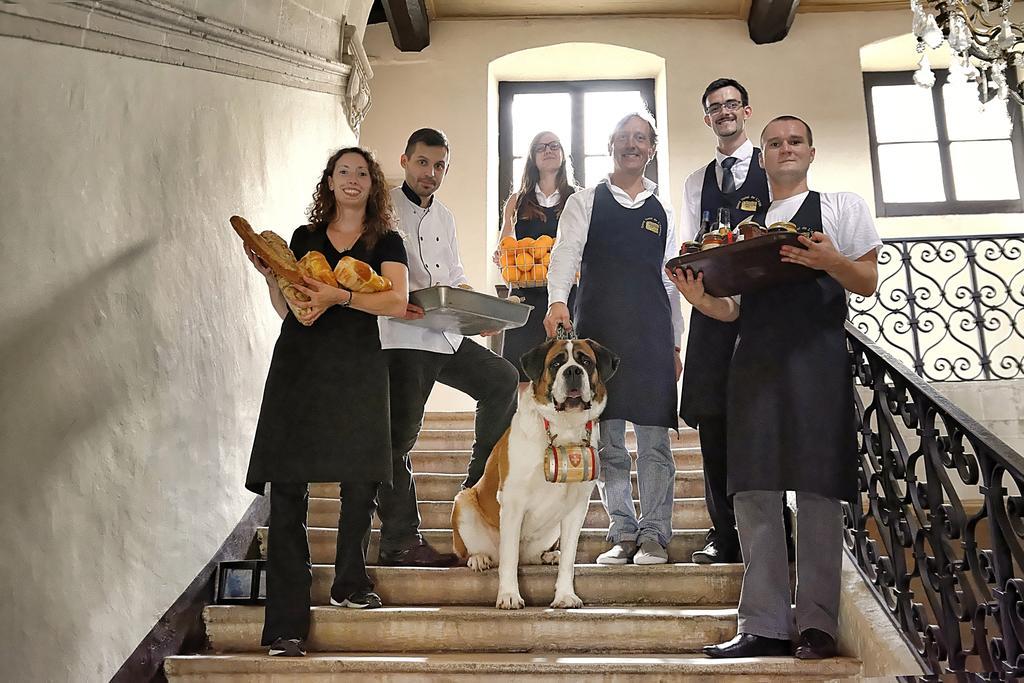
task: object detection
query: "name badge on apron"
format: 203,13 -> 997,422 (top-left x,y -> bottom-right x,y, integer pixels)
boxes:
738,196 -> 762,213
641,217 -> 662,235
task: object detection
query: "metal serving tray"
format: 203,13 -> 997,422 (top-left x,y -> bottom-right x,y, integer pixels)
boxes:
665,232 -> 816,297
406,285 -> 533,335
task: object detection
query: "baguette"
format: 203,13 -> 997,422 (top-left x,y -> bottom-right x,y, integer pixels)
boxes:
334,256 -> 392,293
256,230 -> 317,325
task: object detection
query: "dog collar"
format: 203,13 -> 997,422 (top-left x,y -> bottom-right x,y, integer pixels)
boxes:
543,418 -> 594,448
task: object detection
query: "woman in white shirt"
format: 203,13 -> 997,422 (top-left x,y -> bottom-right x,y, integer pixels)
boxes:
494,131 -> 578,384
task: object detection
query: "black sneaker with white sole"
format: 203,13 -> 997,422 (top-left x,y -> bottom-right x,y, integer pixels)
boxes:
330,590 -> 383,609
268,638 -> 305,657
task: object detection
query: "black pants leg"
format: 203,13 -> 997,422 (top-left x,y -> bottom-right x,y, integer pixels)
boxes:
331,481 -> 380,601
698,415 -> 739,552
376,349 -> 444,554
261,482 -> 311,646
437,338 -> 519,489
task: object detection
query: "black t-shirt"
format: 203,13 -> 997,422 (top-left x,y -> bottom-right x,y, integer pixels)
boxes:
290,225 -> 408,272
282,225 -> 408,331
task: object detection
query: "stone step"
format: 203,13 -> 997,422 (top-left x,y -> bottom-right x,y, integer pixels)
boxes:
406,446 -> 703,474
308,470 -> 704,502
413,427 -> 699,450
165,652 -> 863,681
201,605 -> 738,654
258,527 -> 711,565
312,564 -> 742,606
309,497 -> 712,530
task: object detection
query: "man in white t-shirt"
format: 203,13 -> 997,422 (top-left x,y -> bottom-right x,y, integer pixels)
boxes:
670,115 -> 881,659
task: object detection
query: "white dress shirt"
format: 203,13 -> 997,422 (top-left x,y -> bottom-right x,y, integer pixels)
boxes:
765,191 -> 882,260
679,138 -> 757,242
535,187 -> 561,208
378,185 -> 470,354
547,175 -> 684,344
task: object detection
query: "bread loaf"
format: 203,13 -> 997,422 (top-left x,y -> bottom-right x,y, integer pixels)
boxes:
256,230 -> 316,325
334,256 -> 392,293
297,251 -> 338,287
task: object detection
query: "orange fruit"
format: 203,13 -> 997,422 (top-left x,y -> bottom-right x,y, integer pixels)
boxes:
515,250 -> 535,271
533,235 -> 554,258
499,236 -> 517,249
498,250 -> 513,267
531,264 -> 547,282
502,266 -> 520,283
517,237 -> 535,250
542,252 -> 551,266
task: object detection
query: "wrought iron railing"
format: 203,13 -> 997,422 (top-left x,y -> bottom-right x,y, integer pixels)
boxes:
846,323 -> 1024,679
848,234 -> 1024,382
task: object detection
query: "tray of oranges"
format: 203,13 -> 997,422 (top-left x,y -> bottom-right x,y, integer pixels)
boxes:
498,235 -> 554,288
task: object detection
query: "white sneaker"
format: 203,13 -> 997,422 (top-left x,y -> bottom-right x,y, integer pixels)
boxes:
633,540 -> 668,565
596,541 -> 637,565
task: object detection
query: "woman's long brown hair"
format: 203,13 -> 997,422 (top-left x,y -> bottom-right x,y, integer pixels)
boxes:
307,147 -> 394,248
513,131 -> 577,223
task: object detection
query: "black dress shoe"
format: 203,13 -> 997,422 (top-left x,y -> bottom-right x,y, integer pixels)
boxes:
794,628 -> 837,659
703,633 -> 793,658
378,540 -> 459,567
691,539 -> 741,564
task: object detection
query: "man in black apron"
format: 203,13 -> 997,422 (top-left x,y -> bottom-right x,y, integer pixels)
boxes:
669,116 -> 880,659
679,78 -> 769,564
545,111 -> 683,566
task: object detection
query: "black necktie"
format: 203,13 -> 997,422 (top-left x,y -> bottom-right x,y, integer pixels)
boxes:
721,156 -> 738,194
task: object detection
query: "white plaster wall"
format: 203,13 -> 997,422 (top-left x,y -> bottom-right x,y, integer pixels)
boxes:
0,37 -> 354,682
358,11 -> 1024,411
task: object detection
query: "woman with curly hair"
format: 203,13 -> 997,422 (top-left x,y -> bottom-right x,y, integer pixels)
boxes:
242,147 -> 409,657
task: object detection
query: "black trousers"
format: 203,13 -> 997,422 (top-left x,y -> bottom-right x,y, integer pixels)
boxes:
698,415 -> 739,552
376,338 -> 518,553
261,481 -> 378,645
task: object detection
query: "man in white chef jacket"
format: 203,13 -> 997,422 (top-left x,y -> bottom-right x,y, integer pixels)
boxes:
376,127 -> 519,567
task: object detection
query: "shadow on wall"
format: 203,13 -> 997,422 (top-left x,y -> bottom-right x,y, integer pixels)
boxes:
0,238 -> 158,491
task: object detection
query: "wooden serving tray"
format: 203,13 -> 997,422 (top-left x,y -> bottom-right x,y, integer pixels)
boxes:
229,215 -> 303,285
666,232 -> 816,297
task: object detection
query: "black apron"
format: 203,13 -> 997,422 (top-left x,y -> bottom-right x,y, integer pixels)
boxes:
573,183 -> 677,429
679,148 -> 770,428
245,227 -> 396,494
501,204 -> 576,381
726,192 -> 858,502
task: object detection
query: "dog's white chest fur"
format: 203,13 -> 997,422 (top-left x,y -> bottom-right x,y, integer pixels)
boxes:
500,406 -> 596,537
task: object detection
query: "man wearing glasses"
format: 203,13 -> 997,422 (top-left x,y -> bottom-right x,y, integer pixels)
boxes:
678,78 -> 771,565
544,112 -> 683,567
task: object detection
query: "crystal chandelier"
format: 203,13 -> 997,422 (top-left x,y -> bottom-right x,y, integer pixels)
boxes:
911,1 -> 1021,104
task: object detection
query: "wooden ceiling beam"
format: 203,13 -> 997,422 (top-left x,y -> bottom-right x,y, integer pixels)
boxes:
380,0 -> 430,52
747,0 -> 800,44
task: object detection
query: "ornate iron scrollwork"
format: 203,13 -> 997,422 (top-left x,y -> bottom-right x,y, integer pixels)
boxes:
848,234 -> 1024,382
846,324 -> 1024,679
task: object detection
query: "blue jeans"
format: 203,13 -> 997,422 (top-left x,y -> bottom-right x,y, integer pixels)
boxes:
597,419 -> 675,548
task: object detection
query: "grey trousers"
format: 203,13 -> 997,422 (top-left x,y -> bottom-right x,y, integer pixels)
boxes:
733,490 -> 843,640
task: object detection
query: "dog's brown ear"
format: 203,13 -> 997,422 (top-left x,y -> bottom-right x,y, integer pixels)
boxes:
585,339 -> 620,381
520,340 -> 554,385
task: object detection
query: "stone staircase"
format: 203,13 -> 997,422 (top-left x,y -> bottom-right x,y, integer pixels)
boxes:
164,411 -> 862,681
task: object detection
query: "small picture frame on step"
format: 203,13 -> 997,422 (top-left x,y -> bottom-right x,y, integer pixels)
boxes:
215,559 -> 267,605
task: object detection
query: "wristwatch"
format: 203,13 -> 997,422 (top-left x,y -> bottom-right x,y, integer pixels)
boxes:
340,291 -> 353,307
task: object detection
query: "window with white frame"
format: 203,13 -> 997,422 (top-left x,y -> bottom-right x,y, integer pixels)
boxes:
863,70 -> 1024,217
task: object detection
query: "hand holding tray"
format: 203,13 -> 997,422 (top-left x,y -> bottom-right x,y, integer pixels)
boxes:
666,232 -> 816,298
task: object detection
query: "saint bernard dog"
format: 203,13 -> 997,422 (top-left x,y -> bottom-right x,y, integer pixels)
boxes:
451,338 -> 619,610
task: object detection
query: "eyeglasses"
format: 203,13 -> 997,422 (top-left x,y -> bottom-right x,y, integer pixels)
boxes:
533,141 -> 562,154
706,100 -> 744,116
